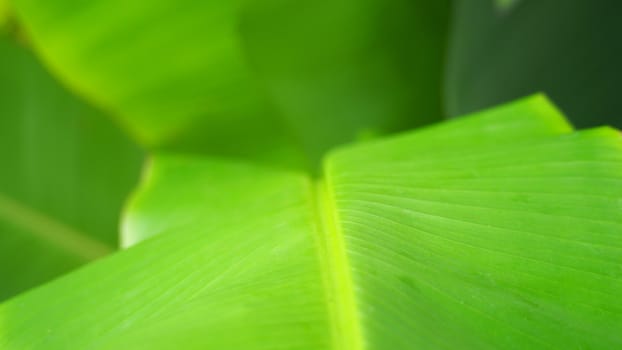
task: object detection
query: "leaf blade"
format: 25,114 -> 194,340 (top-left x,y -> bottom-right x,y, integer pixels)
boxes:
2,97 -> 622,349
11,0 -> 451,167
2,156 -> 331,350
327,127 -> 622,348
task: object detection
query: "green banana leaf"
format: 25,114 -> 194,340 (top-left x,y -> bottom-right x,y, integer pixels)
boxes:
0,1 -> 8,29
2,95 -> 620,349
445,0 -> 622,128
0,36 -> 143,301
10,0 -> 450,167
241,0 -> 450,162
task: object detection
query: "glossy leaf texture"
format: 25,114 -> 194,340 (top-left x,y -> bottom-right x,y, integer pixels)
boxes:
0,36 -> 143,301
2,95 -> 621,349
445,0 -> 622,128
9,0 -> 450,167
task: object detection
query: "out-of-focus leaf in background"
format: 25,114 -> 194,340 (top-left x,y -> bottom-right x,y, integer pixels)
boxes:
10,0 -> 450,168
2,97 -> 621,349
241,0 -> 450,162
446,0 -> 622,128
12,0 -> 302,163
0,0 -> 9,29
9,0 -> 302,166
0,36 -> 143,301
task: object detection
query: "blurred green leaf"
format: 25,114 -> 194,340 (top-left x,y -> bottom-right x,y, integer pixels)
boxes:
446,0 -> 622,128
10,0 -> 450,168
0,1 -> 8,29
241,0 -> 450,162
494,0 -> 520,13
0,37 -> 143,301
2,96 -> 621,349
10,0 -> 301,165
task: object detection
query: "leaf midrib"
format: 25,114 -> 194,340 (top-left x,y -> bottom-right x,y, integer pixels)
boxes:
0,192 -> 113,260
313,179 -> 364,350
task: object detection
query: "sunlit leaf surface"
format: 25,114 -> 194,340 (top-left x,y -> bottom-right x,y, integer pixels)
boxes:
1,96 -> 620,349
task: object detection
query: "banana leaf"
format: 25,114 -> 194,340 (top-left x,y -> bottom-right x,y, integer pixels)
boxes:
2,95 -> 620,349
9,0 -> 450,168
0,1 -> 8,29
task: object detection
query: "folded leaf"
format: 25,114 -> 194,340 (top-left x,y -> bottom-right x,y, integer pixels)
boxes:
121,95 -> 572,247
0,37 -> 143,301
2,96 -> 621,349
3,158 -> 329,349
241,0 -> 450,162
10,0 -> 450,167
446,0 -> 622,128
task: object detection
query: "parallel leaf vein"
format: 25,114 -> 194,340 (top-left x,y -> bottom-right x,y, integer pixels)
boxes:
312,180 -> 364,350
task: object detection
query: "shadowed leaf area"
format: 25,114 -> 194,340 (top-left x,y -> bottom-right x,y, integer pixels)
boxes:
446,0 -> 622,129
0,37 -> 143,301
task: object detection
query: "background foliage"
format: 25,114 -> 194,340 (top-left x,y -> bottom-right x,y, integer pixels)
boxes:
0,0 -> 620,348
